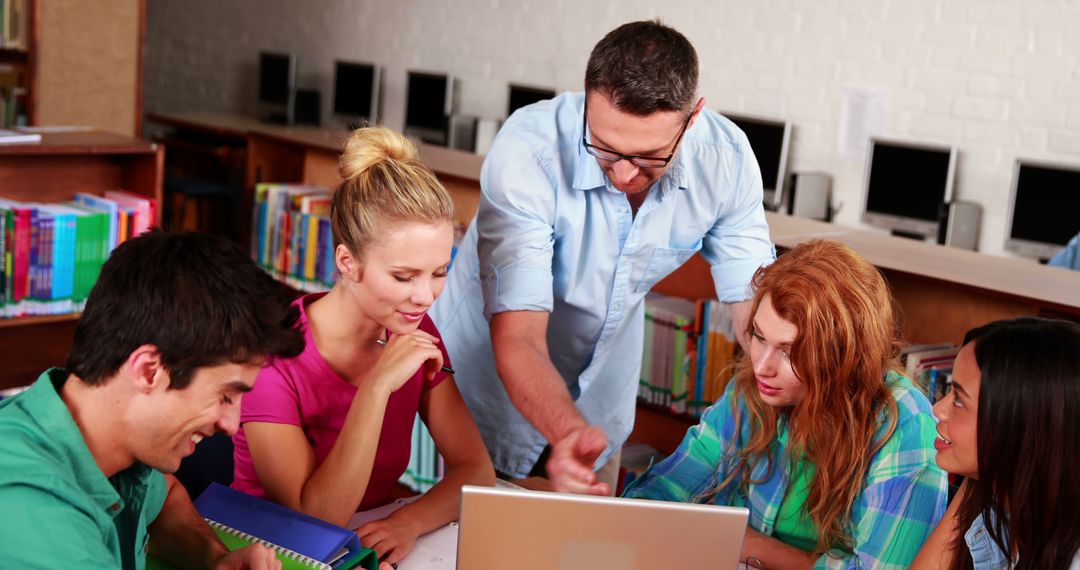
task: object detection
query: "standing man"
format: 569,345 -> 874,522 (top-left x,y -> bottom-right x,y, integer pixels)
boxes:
0,231 -> 305,569
431,20 -> 774,494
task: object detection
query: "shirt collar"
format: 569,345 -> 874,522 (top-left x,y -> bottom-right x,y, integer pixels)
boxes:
572,110 -> 607,191
26,368 -> 130,517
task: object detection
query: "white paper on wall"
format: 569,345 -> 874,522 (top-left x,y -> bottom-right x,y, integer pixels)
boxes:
837,86 -> 889,161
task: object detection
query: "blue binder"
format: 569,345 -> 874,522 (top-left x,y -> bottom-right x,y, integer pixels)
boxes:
194,483 -> 375,569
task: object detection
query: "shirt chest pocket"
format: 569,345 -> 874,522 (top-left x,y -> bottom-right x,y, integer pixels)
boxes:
634,242 -> 702,294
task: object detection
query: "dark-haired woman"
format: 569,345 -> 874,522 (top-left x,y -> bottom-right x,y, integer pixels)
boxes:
912,317 -> 1080,570
622,240 -> 948,568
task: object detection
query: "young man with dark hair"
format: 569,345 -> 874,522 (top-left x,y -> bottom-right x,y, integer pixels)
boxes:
0,230 -> 305,569
432,20 -> 775,495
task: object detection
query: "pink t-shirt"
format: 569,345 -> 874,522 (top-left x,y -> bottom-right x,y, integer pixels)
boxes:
231,292 -> 450,511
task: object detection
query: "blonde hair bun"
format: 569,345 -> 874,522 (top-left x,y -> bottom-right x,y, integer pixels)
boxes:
339,127 -> 419,181
331,126 -> 453,258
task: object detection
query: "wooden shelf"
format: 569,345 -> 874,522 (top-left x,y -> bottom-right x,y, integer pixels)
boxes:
0,313 -> 79,329
0,48 -> 29,65
0,131 -> 163,389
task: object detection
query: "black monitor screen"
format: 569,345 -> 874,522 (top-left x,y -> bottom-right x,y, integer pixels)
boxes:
508,85 -> 555,116
259,52 -> 293,105
1011,163 -> 1080,246
865,143 -> 953,223
728,116 -> 786,191
406,72 -> 449,131
334,61 -> 375,117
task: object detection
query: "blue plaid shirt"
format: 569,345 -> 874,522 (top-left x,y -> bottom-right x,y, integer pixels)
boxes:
623,372 -> 947,569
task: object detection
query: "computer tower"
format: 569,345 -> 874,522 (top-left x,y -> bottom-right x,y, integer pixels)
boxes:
788,172 -> 832,221
937,201 -> 982,250
448,115 -> 478,153
293,89 -> 321,126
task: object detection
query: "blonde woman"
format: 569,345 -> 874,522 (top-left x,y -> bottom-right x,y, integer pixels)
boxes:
232,127 -> 494,568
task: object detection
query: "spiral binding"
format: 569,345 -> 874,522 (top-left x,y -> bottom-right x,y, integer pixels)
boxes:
204,518 -> 332,570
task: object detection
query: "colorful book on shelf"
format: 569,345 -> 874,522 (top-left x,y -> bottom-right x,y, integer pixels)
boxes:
250,183 -> 335,290
641,293 -> 697,414
104,189 -> 156,237
72,192 -> 120,252
148,483 -> 377,570
0,205 -> 6,313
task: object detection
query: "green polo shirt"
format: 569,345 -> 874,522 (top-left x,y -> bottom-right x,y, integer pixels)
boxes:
0,368 -> 168,569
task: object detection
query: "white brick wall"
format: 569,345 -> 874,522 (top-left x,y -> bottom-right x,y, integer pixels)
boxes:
144,0 -> 1080,257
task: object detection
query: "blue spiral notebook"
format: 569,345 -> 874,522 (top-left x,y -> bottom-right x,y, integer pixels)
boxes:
148,483 -> 377,570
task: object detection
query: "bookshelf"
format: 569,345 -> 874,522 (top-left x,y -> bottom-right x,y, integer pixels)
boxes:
0,0 -> 35,127
0,131 -> 163,389
145,112 -> 1080,454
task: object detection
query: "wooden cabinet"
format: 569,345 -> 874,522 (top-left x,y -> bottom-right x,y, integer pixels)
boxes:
0,131 -> 163,389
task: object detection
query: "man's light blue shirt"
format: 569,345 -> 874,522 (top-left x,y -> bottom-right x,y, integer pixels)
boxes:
1049,232 -> 1080,270
431,92 -> 775,477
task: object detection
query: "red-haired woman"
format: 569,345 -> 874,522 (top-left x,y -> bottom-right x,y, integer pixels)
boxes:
622,240 -> 947,568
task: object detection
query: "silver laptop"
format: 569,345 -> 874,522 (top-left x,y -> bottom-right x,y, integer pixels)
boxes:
457,485 -> 749,570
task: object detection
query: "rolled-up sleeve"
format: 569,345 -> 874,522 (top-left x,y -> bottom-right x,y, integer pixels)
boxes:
701,135 -> 775,303
476,133 -> 558,320
623,383 -> 740,503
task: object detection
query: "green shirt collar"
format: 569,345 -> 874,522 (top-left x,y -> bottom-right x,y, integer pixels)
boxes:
25,368 -> 146,517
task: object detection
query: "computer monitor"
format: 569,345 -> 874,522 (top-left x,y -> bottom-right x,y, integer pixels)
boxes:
404,70 -> 453,146
333,60 -> 380,127
258,51 -> 297,124
1005,159 -> 1080,260
861,138 -> 956,239
723,112 -> 791,211
507,84 -> 556,117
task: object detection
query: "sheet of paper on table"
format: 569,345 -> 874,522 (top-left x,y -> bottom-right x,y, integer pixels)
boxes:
348,496 -> 456,570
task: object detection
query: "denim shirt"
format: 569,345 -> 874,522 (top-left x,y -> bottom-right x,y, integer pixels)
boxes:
966,514 -> 1012,570
431,92 -> 775,477
965,513 -> 1080,569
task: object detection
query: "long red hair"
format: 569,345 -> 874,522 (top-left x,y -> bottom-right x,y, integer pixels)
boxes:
712,239 -> 902,554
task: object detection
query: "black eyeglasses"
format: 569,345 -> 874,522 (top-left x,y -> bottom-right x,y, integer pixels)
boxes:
582,101 -> 695,169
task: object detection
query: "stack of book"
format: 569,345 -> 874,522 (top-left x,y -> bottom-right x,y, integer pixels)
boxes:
640,294 -> 697,413
901,343 -> 960,403
250,183 -> 335,292
0,191 -> 156,318
639,293 -> 741,417
691,298 -> 740,416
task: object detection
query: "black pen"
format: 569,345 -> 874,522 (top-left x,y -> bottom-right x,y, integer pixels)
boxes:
375,338 -> 455,375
